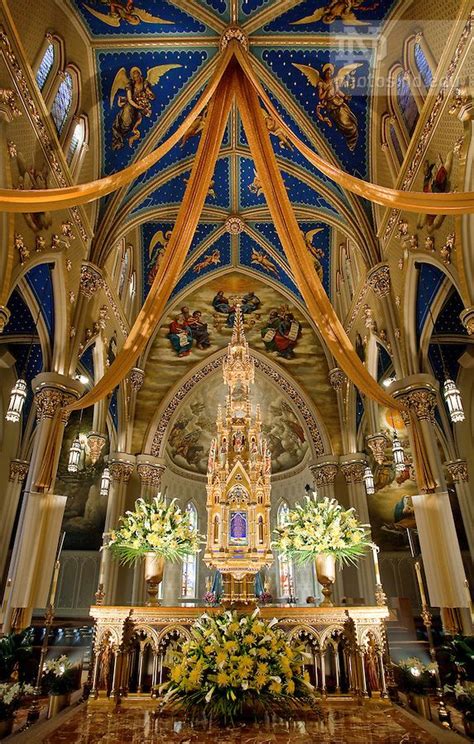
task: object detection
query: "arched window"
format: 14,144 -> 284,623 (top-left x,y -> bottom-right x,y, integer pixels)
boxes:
36,42 -> 55,91
258,515 -> 264,544
181,503 -> 197,598
395,70 -> 418,136
277,502 -> 295,598
118,245 -> 131,299
414,42 -> 433,90
381,113 -> 404,179
51,70 -> 74,135
65,115 -> 88,176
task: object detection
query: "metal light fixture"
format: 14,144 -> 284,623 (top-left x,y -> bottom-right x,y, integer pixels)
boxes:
67,435 -> 82,473
363,466 -> 375,495
5,378 -> 28,422
100,466 -> 111,497
443,378 -> 465,423
392,432 -> 406,473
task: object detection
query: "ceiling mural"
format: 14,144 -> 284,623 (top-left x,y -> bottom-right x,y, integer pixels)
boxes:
166,371 -> 309,474
70,0 -> 210,36
259,0 -> 397,34
132,272 -> 341,454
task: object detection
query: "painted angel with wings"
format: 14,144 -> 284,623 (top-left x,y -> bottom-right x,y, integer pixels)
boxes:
291,0 -> 379,27
293,62 -> 362,151
83,1 -> 172,28
110,64 -> 181,150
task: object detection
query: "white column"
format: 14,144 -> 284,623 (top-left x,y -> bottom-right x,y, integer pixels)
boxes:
0,460 -> 29,582
340,454 -> 376,605
446,460 -> 474,560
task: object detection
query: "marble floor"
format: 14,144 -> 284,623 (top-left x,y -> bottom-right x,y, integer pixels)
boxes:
38,699 -> 441,743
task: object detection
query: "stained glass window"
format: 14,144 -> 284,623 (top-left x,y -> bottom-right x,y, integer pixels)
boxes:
414,43 -> 433,90
396,71 -> 418,136
36,43 -> 55,91
181,503 -> 197,598
66,120 -> 83,166
390,124 -> 404,165
51,71 -> 73,135
277,502 -> 294,598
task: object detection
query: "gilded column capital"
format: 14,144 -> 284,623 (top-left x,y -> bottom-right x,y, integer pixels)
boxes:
328,367 -> 346,390
0,305 -> 11,333
80,264 -> 104,298
109,454 -> 135,483
9,459 -> 29,482
32,373 -> 84,424
309,462 -> 339,487
129,368 -> 145,392
136,454 -> 166,489
388,374 -> 438,423
340,454 -> 367,484
367,264 -> 391,298
446,459 -> 469,483
460,307 -> 474,336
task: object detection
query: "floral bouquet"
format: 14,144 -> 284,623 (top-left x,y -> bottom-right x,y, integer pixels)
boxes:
257,591 -> 273,605
445,682 -> 474,720
394,657 -> 438,694
42,655 -> 76,696
204,591 -> 218,606
0,682 -> 34,721
107,495 -> 203,565
272,495 -> 371,565
162,609 -> 313,723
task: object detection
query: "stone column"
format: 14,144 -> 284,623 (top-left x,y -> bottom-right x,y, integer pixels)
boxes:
367,264 -> 403,375
340,454 -> 376,605
2,374 -> 83,631
0,460 -> 29,583
390,375 -> 470,617
99,454 -> 135,605
445,460 -> 473,560
132,456 -> 166,605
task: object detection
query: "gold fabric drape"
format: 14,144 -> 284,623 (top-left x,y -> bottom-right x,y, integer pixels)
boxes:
35,68 -> 236,489
0,47 -> 235,212
235,70 -> 400,411
409,414 -> 437,492
1,43 -> 474,213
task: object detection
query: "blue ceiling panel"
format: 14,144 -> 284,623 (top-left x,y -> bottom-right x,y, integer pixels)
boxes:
435,290 -> 466,336
239,232 -> 301,298
171,232 -> 232,298
72,0 -> 208,35
5,290 -> 36,336
25,263 -> 55,339
416,263 -> 445,341
261,0 -> 397,35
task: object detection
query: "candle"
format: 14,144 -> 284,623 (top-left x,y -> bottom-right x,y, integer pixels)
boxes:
372,544 -> 381,585
414,561 -> 427,606
49,560 -> 60,607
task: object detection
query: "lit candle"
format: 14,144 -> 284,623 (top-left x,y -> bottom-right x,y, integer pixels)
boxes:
49,560 -> 60,607
372,544 -> 381,585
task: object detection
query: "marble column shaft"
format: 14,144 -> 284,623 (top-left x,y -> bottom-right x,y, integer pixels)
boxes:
446,460 -> 473,560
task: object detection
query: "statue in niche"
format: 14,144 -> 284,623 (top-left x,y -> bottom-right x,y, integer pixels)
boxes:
417,152 -> 453,232
293,62 -> 363,151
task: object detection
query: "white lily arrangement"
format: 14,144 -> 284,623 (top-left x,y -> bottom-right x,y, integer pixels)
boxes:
0,682 -> 34,720
272,495 -> 371,565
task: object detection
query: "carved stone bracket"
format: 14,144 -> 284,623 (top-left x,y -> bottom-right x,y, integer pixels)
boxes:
367,264 -> 391,299
80,264 -> 104,299
87,432 -> 107,465
446,459 -> 469,483
328,367 -> 347,390
9,459 -> 29,482
366,433 -> 389,465
460,307 -> 474,336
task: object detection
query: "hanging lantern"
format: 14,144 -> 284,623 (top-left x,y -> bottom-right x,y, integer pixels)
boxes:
363,466 -> 375,495
5,378 -> 27,422
443,378 -> 465,423
68,435 -> 82,473
392,432 -> 405,473
100,466 -> 111,497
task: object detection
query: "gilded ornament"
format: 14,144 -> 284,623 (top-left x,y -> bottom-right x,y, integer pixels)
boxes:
446,460 -> 469,483
137,462 -> 165,488
80,265 -> 103,298
109,461 -> 134,483
328,367 -> 346,390
129,367 -> 145,392
340,461 -> 366,484
9,459 -> 29,482
367,265 -> 391,298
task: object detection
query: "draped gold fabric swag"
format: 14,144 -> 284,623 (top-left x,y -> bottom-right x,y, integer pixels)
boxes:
1,42 -> 474,214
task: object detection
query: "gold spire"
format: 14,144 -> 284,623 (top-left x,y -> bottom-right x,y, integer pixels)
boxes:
222,301 -> 254,389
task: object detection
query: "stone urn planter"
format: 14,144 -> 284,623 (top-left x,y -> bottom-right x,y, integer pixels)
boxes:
144,553 -> 165,606
47,692 -> 72,719
408,692 -> 432,720
315,553 -> 336,607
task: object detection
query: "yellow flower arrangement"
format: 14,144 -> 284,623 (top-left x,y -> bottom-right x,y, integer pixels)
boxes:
162,609 -> 313,723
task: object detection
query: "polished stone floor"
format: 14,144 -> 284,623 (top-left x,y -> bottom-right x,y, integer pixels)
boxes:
39,699 -> 440,743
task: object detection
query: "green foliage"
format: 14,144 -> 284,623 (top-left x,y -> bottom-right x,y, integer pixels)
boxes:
162,609 -> 314,724
42,655 -> 77,695
394,657 -> 438,694
0,629 -> 33,682
107,495 -> 203,565
272,495 -> 371,565
438,635 -> 474,684
0,682 -> 34,721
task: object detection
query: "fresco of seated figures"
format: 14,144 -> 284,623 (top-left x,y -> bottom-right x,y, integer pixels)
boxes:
132,273 -> 341,457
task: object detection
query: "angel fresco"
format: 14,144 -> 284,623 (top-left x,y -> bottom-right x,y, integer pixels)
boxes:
291,0 -> 379,26
147,228 -> 171,284
83,0 -> 172,28
303,227 -> 325,280
293,62 -> 362,151
110,64 -> 181,150
417,152 -> 453,232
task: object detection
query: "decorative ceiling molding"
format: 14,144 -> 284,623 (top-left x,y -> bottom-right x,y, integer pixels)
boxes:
146,348 -> 330,458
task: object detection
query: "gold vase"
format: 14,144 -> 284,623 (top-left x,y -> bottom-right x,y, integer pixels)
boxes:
46,692 -> 71,719
144,553 -> 165,606
315,553 -> 336,607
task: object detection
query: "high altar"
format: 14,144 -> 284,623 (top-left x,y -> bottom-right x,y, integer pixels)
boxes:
89,306 -> 390,700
